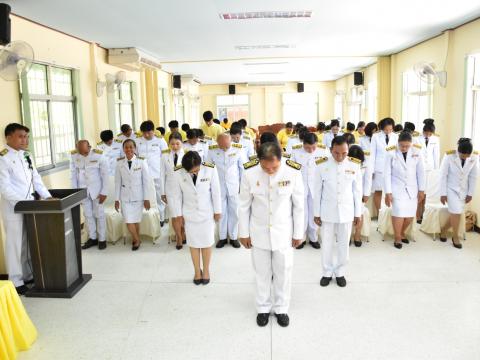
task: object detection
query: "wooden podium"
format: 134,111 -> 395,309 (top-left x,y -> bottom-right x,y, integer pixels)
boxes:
14,189 -> 92,298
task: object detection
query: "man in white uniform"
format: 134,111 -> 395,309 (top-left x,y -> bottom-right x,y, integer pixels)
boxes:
239,142 -> 304,328
96,130 -> 121,176
314,136 -> 362,287
0,123 -> 52,294
207,133 -> 246,248
183,129 -> 209,161
229,123 -> 255,160
70,140 -> 109,250
322,119 -> 344,148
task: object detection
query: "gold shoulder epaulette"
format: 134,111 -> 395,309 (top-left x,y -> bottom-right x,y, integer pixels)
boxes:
184,149 -> 190,153
317,143 -> 326,149
364,150 -> 370,156
286,159 -> 301,170
202,161 -> 215,168
243,158 -> 259,170
249,154 -> 258,161
359,134 -> 365,138
412,131 -> 420,137
155,134 -> 163,138
413,143 -> 422,149
386,145 -> 396,151
97,141 -> 103,146
70,149 -> 78,155
137,156 -> 145,160
292,144 -> 302,150
117,157 -> 125,161
174,165 -> 183,171
243,135 -> 251,140
93,149 -> 103,154
135,131 -> 142,136
136,134 -> 142,138
0,148 -> 8,156
288,134 -> 298,138
209,144 -> 219,150
115,139 -> 123,143
282,153 -> 291,159
232,143 -> 243,149
434,133 -> 440,138
204,135 -> 213,140
446,149 -> 455,155
162,149 -> 170,154
315,157 -> 328,165
117,132 -> 122,137
473,150 -> 479,155
349,157 -> 361,164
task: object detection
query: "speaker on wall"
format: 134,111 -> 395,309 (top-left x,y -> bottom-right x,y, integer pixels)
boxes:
173,75 -> 181,89
354,72 -> 364,86
297,82 -> 304,93
0,3 -> 11,46
229,84 -> 236,95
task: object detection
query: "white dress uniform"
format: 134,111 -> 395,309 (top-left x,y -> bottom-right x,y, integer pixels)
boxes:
359,135 -> 372,152
169,162 -> 222,248
362,151 -> 374,197
136,135 -> 168,220
115,133 -> 137,154
313,156 -> 362,278
238,158 -> 304,314
0,145 -> 51,287
322,131 -> 344,149
115,155 -> 151,223
233,137 -> 255,160
439,150 -> 479,214
417,135 -> 440,171
183,140 -> 209,161
292,145 -> 328,243
285,135 -> 301,154
160,149 -> 185,211
96,141 -> 121,176
384,144 -> 426,217
369,131 -> 398,191
206,143 -> 246,241
70,149 -> 109,242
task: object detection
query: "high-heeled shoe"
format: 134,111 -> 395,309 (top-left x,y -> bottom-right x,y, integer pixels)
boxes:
193,271 -> 203,285
202,277 -> 210,285
132,241 -> 141,251
452,239 -> 463,249
176,244 -> 183,250
401,238 -> 409,244
394,242 -> 402,249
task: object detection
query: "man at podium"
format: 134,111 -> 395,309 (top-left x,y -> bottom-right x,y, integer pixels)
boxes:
0,123 -> 52,295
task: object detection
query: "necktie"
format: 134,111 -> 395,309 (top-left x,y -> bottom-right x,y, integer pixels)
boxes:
402,152 -> 407,162
128,160 -> 132,169
385,134 -> 389,145
333,133 -> 337,138
192,173 -> 197,185
461,159 -> 465,168
174,153 -> 178,166
425,137 -> 429,146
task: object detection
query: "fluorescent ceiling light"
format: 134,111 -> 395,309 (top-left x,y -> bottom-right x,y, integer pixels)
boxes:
220,11 -> 312,20
235,44 -> 295,50
243,62 -> 289,66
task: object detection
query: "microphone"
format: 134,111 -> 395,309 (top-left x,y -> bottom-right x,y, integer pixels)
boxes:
24,152 -> 33,170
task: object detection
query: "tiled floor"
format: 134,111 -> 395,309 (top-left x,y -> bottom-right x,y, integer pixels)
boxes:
19,223 -> 480,360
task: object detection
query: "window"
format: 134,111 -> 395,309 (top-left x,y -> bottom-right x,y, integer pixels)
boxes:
348,87 -> 363,124
282,93 -> 318,125
115,82 -> 135,130
402,71 -> 433,129
20,63 -> 79,170
173,90 -> 185,124
216,95 -> 249,122
464,54 -> 480,146
367,81 -> 378,123
158,87 -> 167,127
334,93 -> 344,121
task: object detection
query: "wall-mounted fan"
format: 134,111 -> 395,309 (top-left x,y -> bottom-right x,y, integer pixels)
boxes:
0,41 -> 34,81
96,70 -> 127,97
413,62 -> 447,88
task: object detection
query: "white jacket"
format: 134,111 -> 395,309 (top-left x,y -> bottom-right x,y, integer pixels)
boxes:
370,131 -> 398,173
136,135 -> 168,179
160,149 -> 185,196
114,155 -> 151,202
417,135 -> 440,171
206,144 -> 246,196
292,146 -> 329,197
70,149 -> 109,199
440,150 -> 478,198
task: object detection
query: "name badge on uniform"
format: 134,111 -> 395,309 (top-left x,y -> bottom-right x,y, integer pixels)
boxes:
278,180 -> 290,187
134,167 -> 141,171
90,160 -> 98,163
228,153 -> 237,157
412,154 -> 418,158
200,178 -> 209,182
345,170 -> 355,174
256,181 -> 260,187
152,144 -> 159,147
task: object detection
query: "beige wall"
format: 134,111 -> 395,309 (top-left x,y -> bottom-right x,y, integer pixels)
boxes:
199,82 -> 336,129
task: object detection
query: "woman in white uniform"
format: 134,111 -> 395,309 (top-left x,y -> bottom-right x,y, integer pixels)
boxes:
439,138 -> 478,249
115,139 -> 151,250
384,131 -> 426,249
170,151 -> 222,285
359,122 -> 378,151
370,117 -> 398,213
160,132 -> 186,249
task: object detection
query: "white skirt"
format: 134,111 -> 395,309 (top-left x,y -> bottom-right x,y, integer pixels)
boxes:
392,197 -> 417,218
447,189 -> 465,214
185,218 -> 215,248
372,172 -> 384,192
121,201 -> 144,223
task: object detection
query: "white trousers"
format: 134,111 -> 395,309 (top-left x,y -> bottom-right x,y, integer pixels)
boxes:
320,221 -> 352,277
304,193 -> 318,242
154,178 -> 166,221
4,217 -> 32,287
219,193 -> 239,240
82,197 -> 106,242
251,246 -> 293,314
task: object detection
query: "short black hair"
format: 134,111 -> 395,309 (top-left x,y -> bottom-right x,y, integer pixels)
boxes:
285,122 -> 293,129
398,131 -> 412,143
182,150 -> 202,171
294,122 -> 304,132
213,119 -> 220,124
343,132 -> 356,146
156,126 -> 166,135
5,123 -> 30,137
230,124 -> 243,136
303,132 -> 318,145
423,118 -> 435,133
197,129 -> 205,137
120,124 -> 132,133
379,117 -> 395,130
168,120 -> 179,129
223,118 -> 229,123
186,129 -> 198,140
356,121 -> 365,130
325,125 -> 331,131
330,119 -> 340,128
181,123 -> 190,132
331,135 -> 348,148
394,124 -> 404,132
457,138 -> 473,154
168,132 -> 183,143
298,127 -> 309,141
203,111 -> 213,122
348,145 -> 365,164
238,119 -> 247,128
100,130 -> 114,142
365,122 -> 378,137
346,122 -> 355,132
123,139 -> 136,149
317,122 -> 326,131
260,132 -> 279,145
404,122 -> 415,133
140,120 -> 155,132
258,142 -> 282,161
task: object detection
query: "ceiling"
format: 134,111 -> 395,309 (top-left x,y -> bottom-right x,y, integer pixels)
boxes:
5,0 -> 480,84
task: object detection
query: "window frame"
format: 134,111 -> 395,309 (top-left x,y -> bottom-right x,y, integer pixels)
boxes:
216,94 -> 250,123
401,70 -> 433,129
464,54 -> 480,146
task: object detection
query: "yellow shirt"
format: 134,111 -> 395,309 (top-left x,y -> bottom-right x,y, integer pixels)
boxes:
245,127 -> 256,139
201,122 -> 225,141
315,131 -> 324,144
277,128 -> 293,150
221,121 -> 231,130
165,130 -> 187,142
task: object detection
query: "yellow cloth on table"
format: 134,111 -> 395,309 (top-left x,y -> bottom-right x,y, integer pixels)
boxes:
0,281 -> 37,360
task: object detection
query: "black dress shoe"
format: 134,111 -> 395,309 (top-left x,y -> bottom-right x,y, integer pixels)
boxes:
309,240 -> 320,249
275,313 -> 290,327
336,276 -> 347,287
176,245 -> 183,250
439,237 -> 447,242
193,277 -> 202,285
160,221 -> 165,228
230,239 -> 241,248
216,239 -> 228,248
202,278 -> 210,285
132,242 -> 141,251
353,240 -> 362,247
296,241 -> 305,249
416,219 -> 422,224
320,277 -> 332,287
256,313 -> 270,327
82,238 -> 98,250
401,238 -> 409,244
394,242 -> 403,249
183,239 -> 186,244
15,285 -> 29,296
98,241 -> 107,250
452,239 -> 463,249
24,279 -> 34,286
